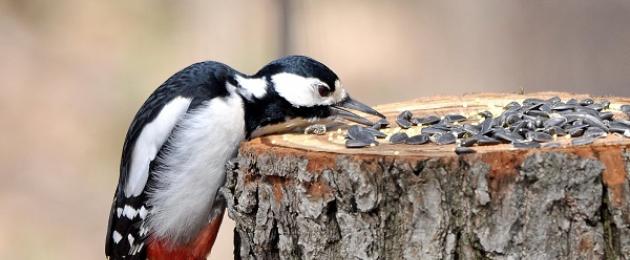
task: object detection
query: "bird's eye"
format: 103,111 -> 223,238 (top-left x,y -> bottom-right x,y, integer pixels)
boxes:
317,85 -> 331,97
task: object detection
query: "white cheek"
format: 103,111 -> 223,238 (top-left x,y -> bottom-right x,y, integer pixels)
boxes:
272,73 -> 323,107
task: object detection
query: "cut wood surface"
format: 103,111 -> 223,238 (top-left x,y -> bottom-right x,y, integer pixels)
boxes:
222,92 -> 630,259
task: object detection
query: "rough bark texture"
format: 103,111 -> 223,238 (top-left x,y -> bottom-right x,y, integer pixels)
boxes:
221,93 -> 630,259
222,144 -> 630,259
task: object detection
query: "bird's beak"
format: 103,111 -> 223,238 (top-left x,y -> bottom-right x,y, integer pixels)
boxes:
331,96 -> 386,126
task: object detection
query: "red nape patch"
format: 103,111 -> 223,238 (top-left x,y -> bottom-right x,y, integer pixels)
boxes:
147,211 -> 225,260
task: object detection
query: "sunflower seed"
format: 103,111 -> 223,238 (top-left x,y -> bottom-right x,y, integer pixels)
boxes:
406,134 -> 430,145
347,125 -> 376,143
389,132 -> 409,144
372,118 -> 390,129
543,117 -> 567,128
413,115 -> 441,125
567,126 -> 586,137
530,132 -> 553,143
436,132 -> 457,145
552,103 -> 575,111
477,136 -> 501,146
363,127 -> 387,138
480,118 -> 495,134
584,127 -> 607,138
598,111 -> 614,120
444,114 -> 467,123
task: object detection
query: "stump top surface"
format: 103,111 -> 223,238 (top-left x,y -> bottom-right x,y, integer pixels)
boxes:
245,92 -> 630,157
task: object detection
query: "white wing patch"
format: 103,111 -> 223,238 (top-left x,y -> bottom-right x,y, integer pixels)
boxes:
235,75 -> 268,100
124,96 -> 192,197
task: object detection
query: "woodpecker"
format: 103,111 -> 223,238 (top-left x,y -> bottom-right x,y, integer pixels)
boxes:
105,55 -> 384,260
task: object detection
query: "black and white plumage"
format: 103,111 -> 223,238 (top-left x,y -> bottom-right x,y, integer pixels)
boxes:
105,56 -> 384,259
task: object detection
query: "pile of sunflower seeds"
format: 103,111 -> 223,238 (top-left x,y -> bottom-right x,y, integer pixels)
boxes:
345,97 -> 630,154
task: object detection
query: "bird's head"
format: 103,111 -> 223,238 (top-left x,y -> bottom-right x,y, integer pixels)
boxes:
249,55 -> 384,130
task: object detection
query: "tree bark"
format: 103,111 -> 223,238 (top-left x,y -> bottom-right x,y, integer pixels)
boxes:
221,92 -> 630,259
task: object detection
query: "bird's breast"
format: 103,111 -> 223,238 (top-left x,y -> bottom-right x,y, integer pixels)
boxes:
146,91 -> 246,245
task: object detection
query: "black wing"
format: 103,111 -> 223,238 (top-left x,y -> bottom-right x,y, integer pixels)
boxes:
105,61 -> 236,259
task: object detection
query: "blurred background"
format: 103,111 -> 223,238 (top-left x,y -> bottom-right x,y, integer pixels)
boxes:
2,0 -> 630,259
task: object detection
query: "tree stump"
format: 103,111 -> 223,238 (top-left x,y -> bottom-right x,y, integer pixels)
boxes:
221,92 -> 630,259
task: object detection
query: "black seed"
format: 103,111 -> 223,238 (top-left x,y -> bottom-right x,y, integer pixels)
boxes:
477,136 -> 501,146
530,132 -> 553,143
586,104 -> 605,111
566,98 -> 578,105
346,125 -> 376,143
505,113 -> 521,126
567,126 -> 586,137
551,103 -> 576,111
444,114 -> 467,123
478,111 -> 493,119
406,134 -> 430,145
398,110 -> 413,120
621,105 -> 630,113
609,121 -> 630,133
599,111 -> 614,120
539,103 -> 553,113
573,107 -> 600,117
436,133 -> 457,145
396,118 -> 413,129
413,116 -> 441,125
372,118 -> 390,129
563,112 -> 608,130
543,117 -> 567,128
571,136 -> 595,146
346,139 -> 370,148
584,127 -> 607,138
363,127 -> 387,138
455,147 -> 476,155
480,118 -> 495,134
526,110 -> 550,118
513,141 -> 541,149
389,132 -> 409,144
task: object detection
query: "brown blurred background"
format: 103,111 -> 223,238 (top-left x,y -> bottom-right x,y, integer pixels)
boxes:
1,0 -> 630,259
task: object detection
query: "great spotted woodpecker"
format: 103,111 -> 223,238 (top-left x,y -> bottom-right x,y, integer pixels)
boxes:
105,55 -> 384,259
